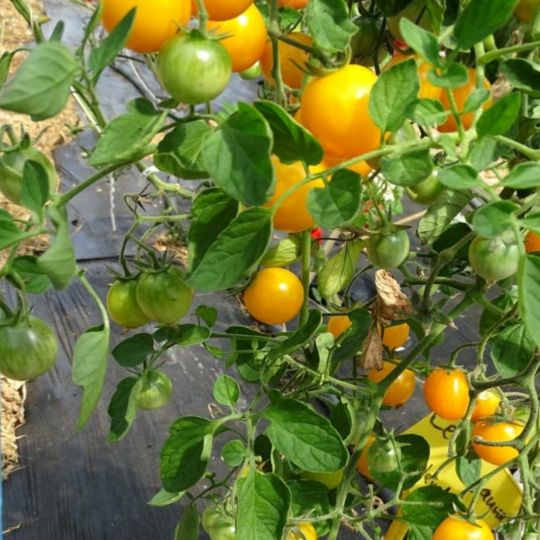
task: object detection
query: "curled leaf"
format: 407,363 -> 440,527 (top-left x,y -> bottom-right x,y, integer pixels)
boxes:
358,326 -> 383,370
372,270 -> 412,325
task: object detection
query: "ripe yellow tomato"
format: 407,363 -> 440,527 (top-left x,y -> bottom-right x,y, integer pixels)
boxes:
386,53 -> 442,101
472,420 -> 524,466
192,0 -> 253,20
356,434 -> 376,478
302,469 -> 344,489
300,65 -> 381,159
424,368 -> 470,420
287,522 -> 317,540
279,0 -> 309,8
433,515 -> 495,540
323,153 -> 373,178
471,391 -> 501,423
260,32 -> 312,89
378,322 -> 410,350
243,268 -> 304,324
208,4 -> 267,72
515,0 -> 540,23
438,69 -> 492,132
525,231 -> 540,253
368,361 -> 416,407
263,156 -> 325,233
328,315 -> 352,339
101,0 -> 191,54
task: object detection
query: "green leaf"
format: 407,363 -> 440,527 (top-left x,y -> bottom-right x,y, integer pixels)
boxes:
89,8 -> 135,82
437,164 -> 480,189
213,375 -> 240,407
305,0 -> 357,54
454,0 -> 517,50
221,439 -> 246,467
174,504 -> 199,540
403,485 -> 463,527
202,103 -> 274,205
477,93 -> 521,137
318,239 -> 363,298
0,41 -> 78,120
289,480 -> 330,517
376,0 -> 414,16
502,58 -> 540,96
112,333 -> 155,368
456,455 -> 481,486
89,99 -> 165,167
0,209 -> 27,250
399,19 -> 441,66
490,323 -> 535,377
369,59 -> 420,133
107,376 -> 141,442
463,88 -> 491,113
261,238 -> 299,268
408,524 -> 434,540
160,417 -> 216,492
72,325 -> 110,429
308,169 -> 361,228
418,190 -> 471,244
187,208 -> 272,292
0,52 -> 15,87
332,308 -> 371,363
263,397 -> 348,472
167,324 -> 211,346
469,137 -> 500,171
427,62 -> 468,88
472,201 -> 518,238
519,254 -> 540,349
408,99 -> 448,127
372,434 -> 429,491
38,205 -> 76,290
502,162 -> 540,189
225,326 -> 267,382
154,120 -> 213,179
195,305 -> 218,327
21,160 -> 50,218
254,100 -> 323,166
237,472 -> 290,540
522,212 -> 540,234
188,188 -> 239,273
148,488 -> 184,507
381,150 -> 433,187
11,256 -> 51,293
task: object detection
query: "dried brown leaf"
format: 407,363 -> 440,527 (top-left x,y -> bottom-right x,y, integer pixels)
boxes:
358,326 -> 383,370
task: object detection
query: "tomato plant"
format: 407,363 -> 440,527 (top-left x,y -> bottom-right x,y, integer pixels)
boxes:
3,0 -> 540,538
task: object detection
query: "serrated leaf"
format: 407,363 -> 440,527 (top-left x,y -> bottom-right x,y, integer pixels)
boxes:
222,439 -> 246,467
381,150 -> 433,187
0,209 -> 27,250
148,488 -> 184,507
427,62 -> 468,88
456,455 -> 481,486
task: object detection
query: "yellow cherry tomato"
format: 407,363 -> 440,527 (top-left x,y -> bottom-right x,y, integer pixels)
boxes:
101,0 -> 191,54
471,391 -> 501,423
327,315 -> 352,339
300,65 -> 381,159
263,156 -> 325,233
424,368 -> 470,420
243,268 -> 304,324
260,32 -> 312,89
302,469 -> 344,489
368,361 -> 416,407
192,0 -> 253,21
287,522 -> 317,540
208,4 -> 267,72
472,420 -> 524,466
323,153 -> 373,178
525,231 -> 540,253
378,322 -> 410,350
433,515 -> 495,540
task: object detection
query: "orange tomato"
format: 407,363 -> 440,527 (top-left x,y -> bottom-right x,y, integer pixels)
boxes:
327,315 -> 352,339
208,4 -> 267,72
525,231 -> 540,253
279,0 -> 309,8
192,0 -> 252,20
323,153 -> 373,178
243,268 -> 304,324
300,65 -> 381,159
102,0 -> 191,53
378,322 -> 410,350
263,156 -> 325,233
260,32 -> 312,89
368,361 -> 416,407
472,420 -> 524,466
471,391 -> 501,423
356,434 -> 376,478
433,515 -> 495,540
438,69 -> 492,132
424,368 -> 470,420
386,53 -> 442,101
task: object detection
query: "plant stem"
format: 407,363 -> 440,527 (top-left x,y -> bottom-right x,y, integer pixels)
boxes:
299,231 -> 311,326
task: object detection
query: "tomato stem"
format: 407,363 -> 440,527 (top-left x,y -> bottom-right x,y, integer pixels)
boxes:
299,230 -> 311,326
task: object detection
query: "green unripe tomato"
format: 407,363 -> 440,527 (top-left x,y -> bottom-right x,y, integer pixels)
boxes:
136,267 -> 193,325
158,31 -> 232,105
301,469 -> 344,490
368,438 -> 401,474
239,62 -> 262,80
202,506 -> 237,540
407,174 -> 444,205
366,230 -> 410,269
0,316 -> 58,380
106,279 -> 150,329
0,147 -> 58,204
136,370 -> 173,410
468,235 -> 519,282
